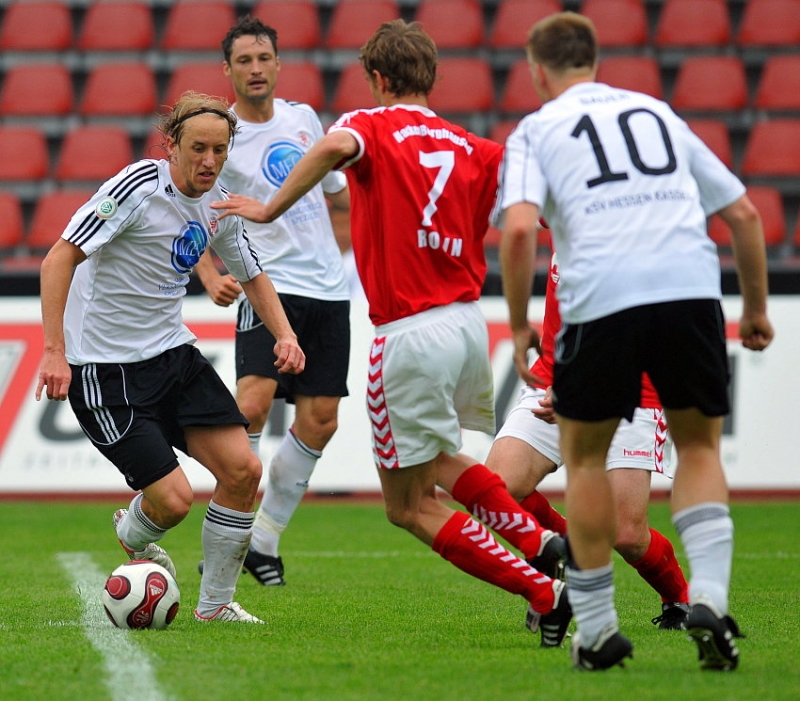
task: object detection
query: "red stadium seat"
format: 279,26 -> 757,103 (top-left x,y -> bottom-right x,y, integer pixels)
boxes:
581,0 -> 648,49
489,0 -> 562,50
596,56 -> 663,99
330,63 -> 375,115
165,63 -> 236,107
742,119 -> 800,178
0,127 -> 49,181
160,0 -> 235,52
685,119 -> 733,169
708,186 -> 786,248
277,61 -> 325,112
754,55 -> 800,113
54,126 -> 133,184
488,119 -> 519,145
0,64 -> 73,117
251,1 -> 322,50
414,0 -> 484,50
80,63 -> 158,118
77,1 -> 155,52
737,0 -> 800,48
27,190 -> 96,251
499,59 -> 543,115
671,56 -> 748,112
0,192 -> 24,252
428,57 -> 494,114
0,1 -> 73,51
142,128 -> 168,160
326,0 -> 400,50
655,0 -> 731,48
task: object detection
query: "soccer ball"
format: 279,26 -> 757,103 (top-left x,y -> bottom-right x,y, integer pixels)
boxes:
103,560 -> 180,630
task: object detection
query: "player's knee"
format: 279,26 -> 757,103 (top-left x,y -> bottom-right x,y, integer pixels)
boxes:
219,451 -> 262,496
383,502 -> 416,532
614,526 -> 649,562
148,489 -> 193,528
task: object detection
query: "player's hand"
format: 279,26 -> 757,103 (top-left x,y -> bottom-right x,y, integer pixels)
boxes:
531,386 -> 557,424
273,336 -> 305,375
205,273 -> 241,307
511,325 -> 545,386
35,350 -> 71,401
211,194 -> 271,223
739,311 -> 774,351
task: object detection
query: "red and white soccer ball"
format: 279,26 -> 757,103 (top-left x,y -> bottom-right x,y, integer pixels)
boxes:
103,560 -> 180,630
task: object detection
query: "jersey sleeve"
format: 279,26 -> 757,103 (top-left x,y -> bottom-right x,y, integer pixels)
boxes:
210,216 -> 263,282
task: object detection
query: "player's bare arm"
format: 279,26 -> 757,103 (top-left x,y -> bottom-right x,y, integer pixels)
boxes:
194,250 -> 241,307
717,195 -> 775,351
37,239 -> 86,401
212,130 -> 358,223
239,273 -> 305,375
500,201 -> 547,386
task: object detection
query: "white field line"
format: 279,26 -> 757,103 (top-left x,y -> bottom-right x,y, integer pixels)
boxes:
57,552 -> 172,701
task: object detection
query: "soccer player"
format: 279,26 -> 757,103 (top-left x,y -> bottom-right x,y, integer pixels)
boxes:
496,12 -> 773,670
35,92 -> 305,624
212,19 -> 572,647
193,16 -> 352,587
487,246 -> 690,633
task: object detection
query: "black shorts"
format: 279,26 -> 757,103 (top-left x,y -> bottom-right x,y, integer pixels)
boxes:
553,299 -> 730,422
68,344 -> 247,491
235,294 -> 350,403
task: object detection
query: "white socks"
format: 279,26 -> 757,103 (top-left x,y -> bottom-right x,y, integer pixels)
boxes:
115,493 -> 167,551
250,429 -> 321,556
566,563 -> 618,649
673,502 -> 733,614
197,500 -> 255,615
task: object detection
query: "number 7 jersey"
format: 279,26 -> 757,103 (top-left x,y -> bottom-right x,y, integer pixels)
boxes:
497,81 -> 746,325
330,104 -> 504,325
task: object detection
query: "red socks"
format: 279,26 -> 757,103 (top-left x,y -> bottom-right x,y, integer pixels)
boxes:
450,463 -> 547,560
432,511 -> 555,613
629,528 -> 689,603
520,490 -> 567,536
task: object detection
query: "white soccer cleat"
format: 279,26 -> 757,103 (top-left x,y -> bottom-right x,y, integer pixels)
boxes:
112,508 -> 178,581
193,602 -> 265,624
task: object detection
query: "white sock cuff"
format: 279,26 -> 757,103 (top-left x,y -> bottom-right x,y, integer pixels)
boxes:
673,502 -> 730,536
288,428 -> 322,459
204,500 -> 255,540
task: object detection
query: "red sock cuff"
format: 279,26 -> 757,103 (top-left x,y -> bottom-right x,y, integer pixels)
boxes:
432,511 -> 472,556
450,463 -> 504,510
631,528 -> 670,570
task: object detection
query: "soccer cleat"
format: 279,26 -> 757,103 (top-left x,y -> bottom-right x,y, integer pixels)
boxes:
571,624 -> 634,670
112,509 -> 177,580
193,601 -> 265,624
527,579 -> 573,647
651,601 -> 690,630
243,548 -> 286,586
687,598 -> 744,671
527,531 -> 567,580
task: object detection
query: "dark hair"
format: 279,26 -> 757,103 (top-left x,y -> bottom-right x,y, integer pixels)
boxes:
221,15 -> 278,63
359,19 -> 437,97
158,91 -> 238,147
526,12 -> 597,72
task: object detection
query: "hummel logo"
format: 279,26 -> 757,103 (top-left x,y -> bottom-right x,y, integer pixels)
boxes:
165,184 -> 176,198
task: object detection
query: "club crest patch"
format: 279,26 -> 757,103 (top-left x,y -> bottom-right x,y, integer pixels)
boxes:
95,197 -> 118,219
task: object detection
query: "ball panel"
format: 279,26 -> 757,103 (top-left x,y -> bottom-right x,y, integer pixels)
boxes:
102,560 -> 180,630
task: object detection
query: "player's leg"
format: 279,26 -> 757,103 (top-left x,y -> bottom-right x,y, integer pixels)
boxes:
235,373 -> 277,453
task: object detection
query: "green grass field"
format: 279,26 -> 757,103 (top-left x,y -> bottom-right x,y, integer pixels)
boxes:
1,499 -> 798,701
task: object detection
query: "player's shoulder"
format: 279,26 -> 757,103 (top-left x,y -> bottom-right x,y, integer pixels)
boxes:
102,158 -> 162,200
274,97 -> 320,121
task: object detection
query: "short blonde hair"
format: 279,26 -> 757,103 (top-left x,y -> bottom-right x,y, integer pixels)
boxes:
158,91 -> 238,148
526,12 -> 597,72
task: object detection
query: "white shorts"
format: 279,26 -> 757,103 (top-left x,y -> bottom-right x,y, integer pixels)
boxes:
368,302 -> 495,469
495,385 -> 673,476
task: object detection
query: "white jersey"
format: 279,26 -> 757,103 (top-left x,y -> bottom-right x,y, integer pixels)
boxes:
495,82 -> 746,324
222,100 -> 349,300
62,159 -> 262,365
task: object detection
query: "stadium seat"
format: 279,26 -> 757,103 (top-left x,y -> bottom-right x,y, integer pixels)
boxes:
685,119 -> 733,169
251,1 -> 321,51
737,0 -> 800,49
0,1 -> 73,51
0,64 -> 73,117
77,1 -> 155,52
671,56 -> 748,112
27,190 -> 96,251
276,62 -> 324,112
655,0 -> 731,49
428,57 -> 494,114
325,0 -> 400,50
54,126 -> 133,184
142,128 -> 168,160
414,0 -> 484,50
79,63 -> 158,118
0,126 -> 50,182
580,0 -> 648,49
164,63 -> 236,107
330,63 -> 375,115
596,56 -> 663,99
754,55 -> 800,113
741,119 -> 800,178
499,58 -> 543,115
488,119 -> 520,145
708,186 -> 786,249
489,0 -> 562,50
0,192 -> 24,252
160,0 -> 236,52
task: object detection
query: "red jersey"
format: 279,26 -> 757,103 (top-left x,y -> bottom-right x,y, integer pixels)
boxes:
330,104 -> 504,325
532,250 -> 662,409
